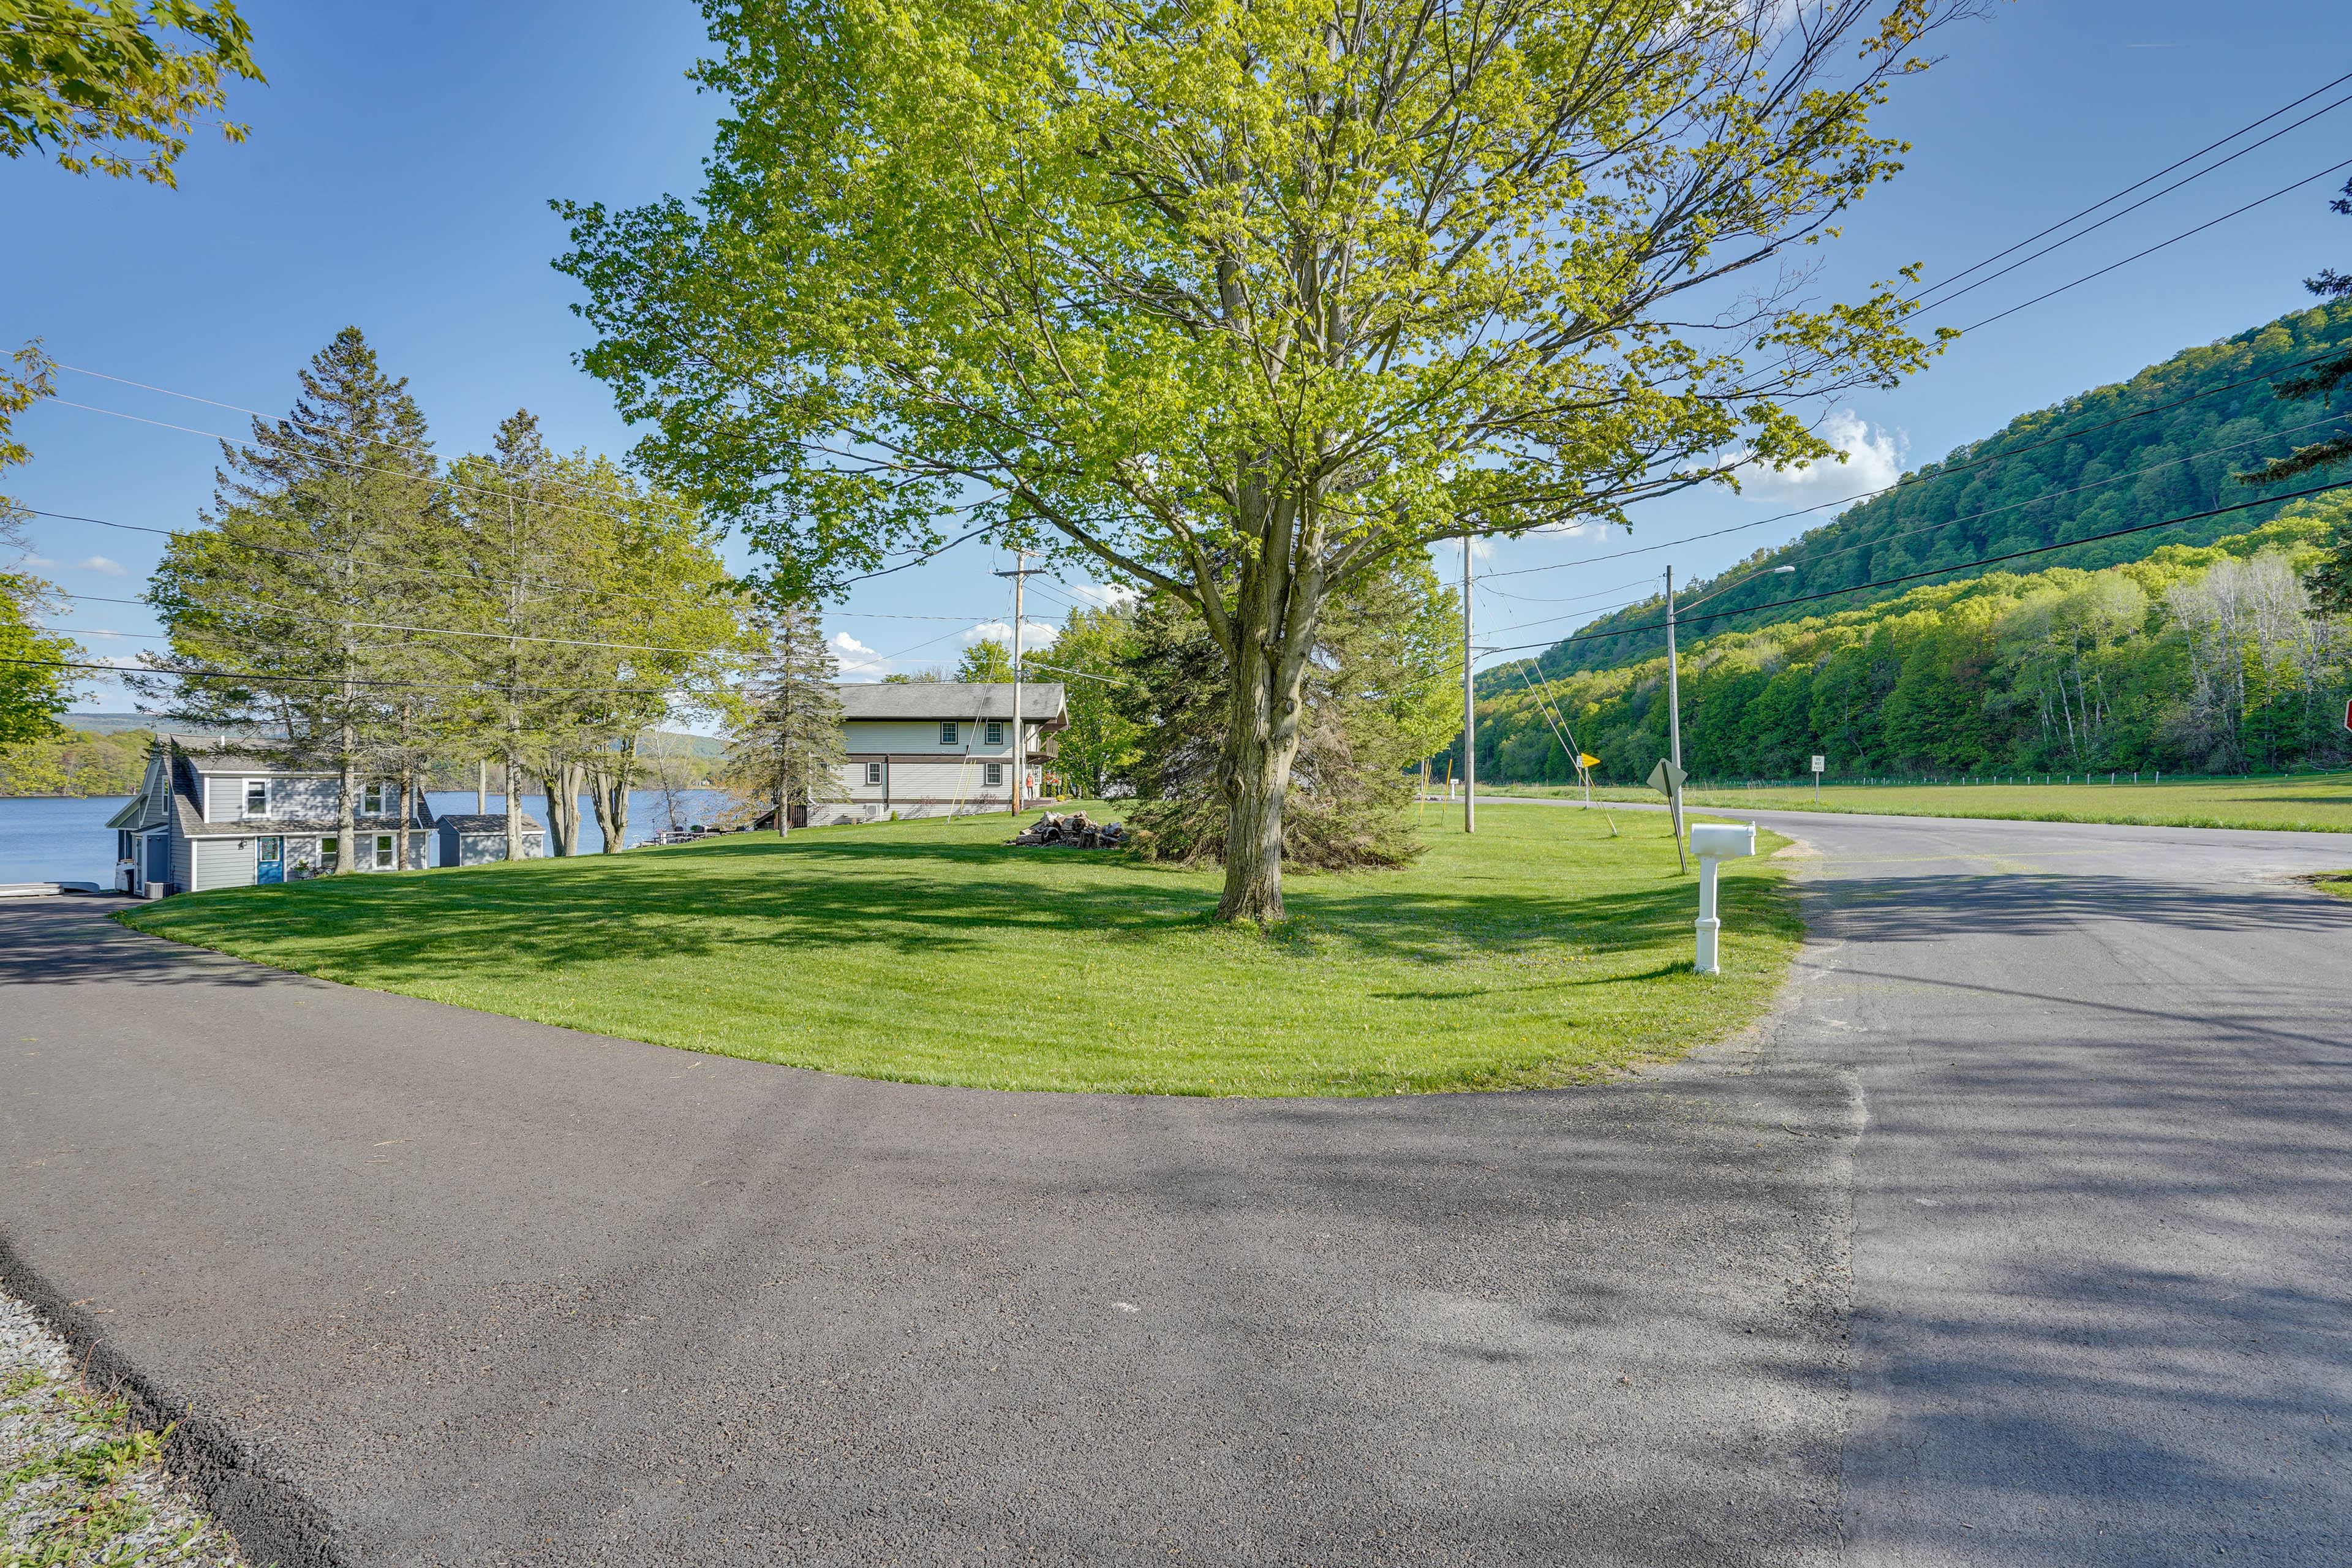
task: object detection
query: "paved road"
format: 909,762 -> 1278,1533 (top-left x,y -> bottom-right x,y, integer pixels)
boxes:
2,809 -> 2347,1566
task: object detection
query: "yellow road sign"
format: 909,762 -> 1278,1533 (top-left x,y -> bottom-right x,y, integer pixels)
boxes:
1577,753 -> 1600,769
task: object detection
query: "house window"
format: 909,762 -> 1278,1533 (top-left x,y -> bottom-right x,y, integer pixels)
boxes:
984,762 -> 1004,787
363,782 -> 386,815
118,831 -> 132,861
940,722 -> 958,745
243,778 -> 268,817
374,834 -> 394,869
320,837 -> 339,869
865,762 -> 883,786
985,720 -> 1004,745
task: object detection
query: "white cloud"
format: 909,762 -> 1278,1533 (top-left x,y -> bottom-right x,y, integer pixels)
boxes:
1065,582 -> 1142,611
831,630 -> 893,676
75,556 -> 129,576
21,553 -> 61,568
963,619 -> 1059,648
1731,410 -> 1907,507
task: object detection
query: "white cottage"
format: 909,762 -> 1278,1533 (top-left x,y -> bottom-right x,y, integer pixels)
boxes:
769,682 -> 1068,827
105,736 -> 436,897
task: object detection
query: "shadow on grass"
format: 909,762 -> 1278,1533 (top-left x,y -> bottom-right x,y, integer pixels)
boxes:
97,827 -> 1789,990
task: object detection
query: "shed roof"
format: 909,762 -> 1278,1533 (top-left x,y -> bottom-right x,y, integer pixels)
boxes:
437,814 -> 546,834
834,682 -> 1066,726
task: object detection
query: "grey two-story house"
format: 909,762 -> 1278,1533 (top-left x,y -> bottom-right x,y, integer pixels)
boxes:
106,736 -> 441,897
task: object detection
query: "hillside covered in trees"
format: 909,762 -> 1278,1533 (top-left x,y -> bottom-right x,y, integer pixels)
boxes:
1471,497 -> 2352,785
1535,302 -> 2352,677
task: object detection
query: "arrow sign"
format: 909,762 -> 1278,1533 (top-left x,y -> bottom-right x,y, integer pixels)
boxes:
1577,752 -> 1600,770
1646,758 -> 1686,797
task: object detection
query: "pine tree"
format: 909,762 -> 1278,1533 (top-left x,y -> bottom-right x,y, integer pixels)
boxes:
141,326 -> 439,872
730,600 -> 846,835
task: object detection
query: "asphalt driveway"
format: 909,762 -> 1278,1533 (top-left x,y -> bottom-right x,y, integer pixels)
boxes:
2,809 -> 2348,1566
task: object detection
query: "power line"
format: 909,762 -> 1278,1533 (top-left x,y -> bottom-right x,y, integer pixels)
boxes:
1476,476 -> 2352,660
4,654 -> 680,696
1909,77 -> 2352,314
1945,157 -> 2352,336
1476,413 -> 2347,644
1479,343 -> 2352,584
17,505 -> 740,612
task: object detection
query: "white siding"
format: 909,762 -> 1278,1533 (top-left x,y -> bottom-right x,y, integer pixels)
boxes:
842,718 -> 1021,761
192,837 -> 258,891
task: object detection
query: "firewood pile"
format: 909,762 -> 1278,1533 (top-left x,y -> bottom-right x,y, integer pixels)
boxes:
1009,810 -> 1128,849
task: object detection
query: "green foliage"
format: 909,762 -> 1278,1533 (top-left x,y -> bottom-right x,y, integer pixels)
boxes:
0,724 -> 149,794
140,331 -> 742,857
954,638 -> 1012,684
1472,500 -> 2352,784
0,570 -> 79,747
726,598 -> 848,823
125,804 -> 1803,1098
553,0 -> 1967,919
1549,301 -> 2352,673
0,0 -> 262,183
1122,555 -> 1463,869
1038,603 -> 1142,799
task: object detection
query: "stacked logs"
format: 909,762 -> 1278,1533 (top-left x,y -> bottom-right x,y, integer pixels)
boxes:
1009,810 -> 1128,849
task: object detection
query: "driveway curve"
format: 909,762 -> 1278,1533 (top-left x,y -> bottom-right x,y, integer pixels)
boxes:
2,807 -> 2347,1567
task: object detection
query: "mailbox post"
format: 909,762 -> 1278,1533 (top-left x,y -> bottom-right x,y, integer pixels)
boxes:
1688,821 -> 1757,974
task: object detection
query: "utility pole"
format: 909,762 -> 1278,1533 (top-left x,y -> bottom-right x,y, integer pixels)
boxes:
993,551 -> 1039,817
1664,565 -> 1684,848
1463,533 -> 1476,834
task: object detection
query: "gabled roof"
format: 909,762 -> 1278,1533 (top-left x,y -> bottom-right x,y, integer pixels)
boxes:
834,682 -> 1067,726
159,734 -> 330,775
436,813 -> 546,834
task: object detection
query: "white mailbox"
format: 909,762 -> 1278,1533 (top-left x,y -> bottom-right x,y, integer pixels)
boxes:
1687,821 -> 1757,975
1689,823 -> 1755,861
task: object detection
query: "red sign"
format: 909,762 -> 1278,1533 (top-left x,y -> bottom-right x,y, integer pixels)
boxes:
2345,698 -> 2352,734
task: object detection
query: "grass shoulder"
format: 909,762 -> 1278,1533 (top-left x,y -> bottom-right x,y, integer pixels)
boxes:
1494,775 -> 2352,834
121,802 -> 1802,1098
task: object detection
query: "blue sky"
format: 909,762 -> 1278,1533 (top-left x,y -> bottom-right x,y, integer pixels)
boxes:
7,0 -> 2351,716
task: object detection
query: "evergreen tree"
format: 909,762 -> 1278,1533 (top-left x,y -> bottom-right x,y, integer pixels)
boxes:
141,326 -> 440,872
1121,557 -> 1460,869
729,600 -> 846,835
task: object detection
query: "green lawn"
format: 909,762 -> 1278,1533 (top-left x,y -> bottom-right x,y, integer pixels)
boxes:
1491,774 -> 2352,834
121,803 -> 1800,1098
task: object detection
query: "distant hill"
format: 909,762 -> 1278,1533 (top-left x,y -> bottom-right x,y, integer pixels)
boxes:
1506,301 -> 2352,688
59,712 -> 179,736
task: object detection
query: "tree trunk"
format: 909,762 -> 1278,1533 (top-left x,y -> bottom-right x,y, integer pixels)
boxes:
540,762 -> 584,855
396,768 -> 412,872
336,723 -> 357,876
505,756 -> 523,861
590,739 -> 633,853
1215,609 -> 1313,924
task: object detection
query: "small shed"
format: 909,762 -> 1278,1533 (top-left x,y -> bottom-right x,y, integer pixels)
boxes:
436,813 -> 546,866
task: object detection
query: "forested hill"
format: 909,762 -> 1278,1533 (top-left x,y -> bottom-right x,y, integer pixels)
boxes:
1506,301 -> 2352,686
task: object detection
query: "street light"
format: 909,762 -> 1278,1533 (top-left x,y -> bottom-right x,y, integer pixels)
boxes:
1663,563 -> 1796,847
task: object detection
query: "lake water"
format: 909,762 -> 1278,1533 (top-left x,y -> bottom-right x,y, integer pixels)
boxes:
0,788 -> 734,885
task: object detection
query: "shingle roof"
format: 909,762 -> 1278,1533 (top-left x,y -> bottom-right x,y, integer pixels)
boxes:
437,814 -> 545,834
834,682 -> 1067,725
159,735 -> 323,775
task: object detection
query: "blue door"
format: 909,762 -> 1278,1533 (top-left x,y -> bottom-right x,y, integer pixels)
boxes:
256,836 -> 284,884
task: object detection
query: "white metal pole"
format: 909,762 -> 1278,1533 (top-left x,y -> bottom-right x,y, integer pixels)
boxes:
1695,855 -> 1721,974
1463,532 -> 1476,835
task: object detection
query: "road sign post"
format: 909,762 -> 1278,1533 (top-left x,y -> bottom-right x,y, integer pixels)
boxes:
1811,754 -> 1825,803
1648,758 -> 1689,873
